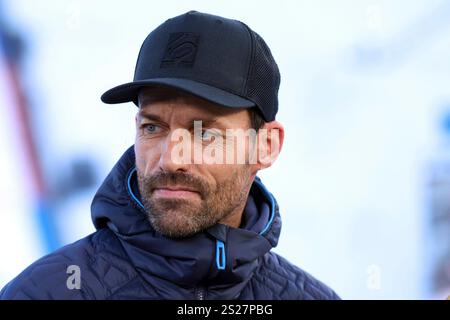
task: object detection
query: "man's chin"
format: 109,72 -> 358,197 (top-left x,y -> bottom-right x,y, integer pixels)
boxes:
149,219 -> 203,239
147,207 -> 223,239
146,208 -> 199,236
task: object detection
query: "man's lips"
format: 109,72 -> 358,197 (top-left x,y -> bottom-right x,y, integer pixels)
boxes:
152,186 -> 201,199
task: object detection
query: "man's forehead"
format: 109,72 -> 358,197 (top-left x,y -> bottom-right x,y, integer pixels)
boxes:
138,106 -> 218,123
138,86 -> 245,118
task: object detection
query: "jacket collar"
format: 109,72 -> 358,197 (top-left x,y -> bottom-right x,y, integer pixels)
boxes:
91,146 -> 281,298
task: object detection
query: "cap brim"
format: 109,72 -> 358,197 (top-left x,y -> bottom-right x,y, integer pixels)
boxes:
100,77 -> 255,109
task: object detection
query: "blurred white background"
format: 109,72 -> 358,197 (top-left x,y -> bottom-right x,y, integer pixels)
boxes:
1,0 -> 450,299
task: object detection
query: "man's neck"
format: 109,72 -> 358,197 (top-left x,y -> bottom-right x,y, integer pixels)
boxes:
219,208 -> 244,229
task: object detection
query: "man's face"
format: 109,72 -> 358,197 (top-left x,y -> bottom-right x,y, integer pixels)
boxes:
135,87 -> 258,238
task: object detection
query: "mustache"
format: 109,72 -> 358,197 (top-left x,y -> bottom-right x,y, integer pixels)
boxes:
140,171 -> 210,197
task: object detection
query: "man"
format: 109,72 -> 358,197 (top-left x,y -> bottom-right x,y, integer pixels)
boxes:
0,10 -> 339,300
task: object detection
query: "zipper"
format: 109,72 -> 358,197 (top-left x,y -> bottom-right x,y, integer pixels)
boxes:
216,240 -> 226,270
195,286 -> 206,300
193,240 -> 225,300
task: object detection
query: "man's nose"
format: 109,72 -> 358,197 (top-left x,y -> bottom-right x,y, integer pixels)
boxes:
158,133 -> 190,172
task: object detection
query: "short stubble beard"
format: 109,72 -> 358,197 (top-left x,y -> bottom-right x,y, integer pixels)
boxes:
137,168 -> 251,238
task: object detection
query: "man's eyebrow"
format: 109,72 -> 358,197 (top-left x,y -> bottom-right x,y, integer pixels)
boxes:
199,118 -> 219,127
137,112 -> 165,123
138,111 -> 222,127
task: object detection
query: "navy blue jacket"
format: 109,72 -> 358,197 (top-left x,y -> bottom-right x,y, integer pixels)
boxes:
0,147 -> 340,300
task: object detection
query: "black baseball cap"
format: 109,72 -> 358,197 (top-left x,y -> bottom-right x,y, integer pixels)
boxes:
101,10 -> 280,122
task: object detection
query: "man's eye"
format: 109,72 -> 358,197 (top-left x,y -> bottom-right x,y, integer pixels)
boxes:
201,131 -> 213,140
144,124 -> 160,133
200,130 -> 222,141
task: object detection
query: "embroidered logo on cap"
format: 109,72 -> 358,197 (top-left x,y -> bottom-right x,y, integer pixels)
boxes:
161,32 -> 199,68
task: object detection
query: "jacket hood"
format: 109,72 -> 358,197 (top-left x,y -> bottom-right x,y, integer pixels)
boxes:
91,146 -> 281,299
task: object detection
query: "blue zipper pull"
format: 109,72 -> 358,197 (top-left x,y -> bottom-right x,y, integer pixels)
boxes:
216,240 -> 226,270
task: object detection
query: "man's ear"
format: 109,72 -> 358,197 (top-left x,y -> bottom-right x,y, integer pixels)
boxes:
257,120 -> 284,170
